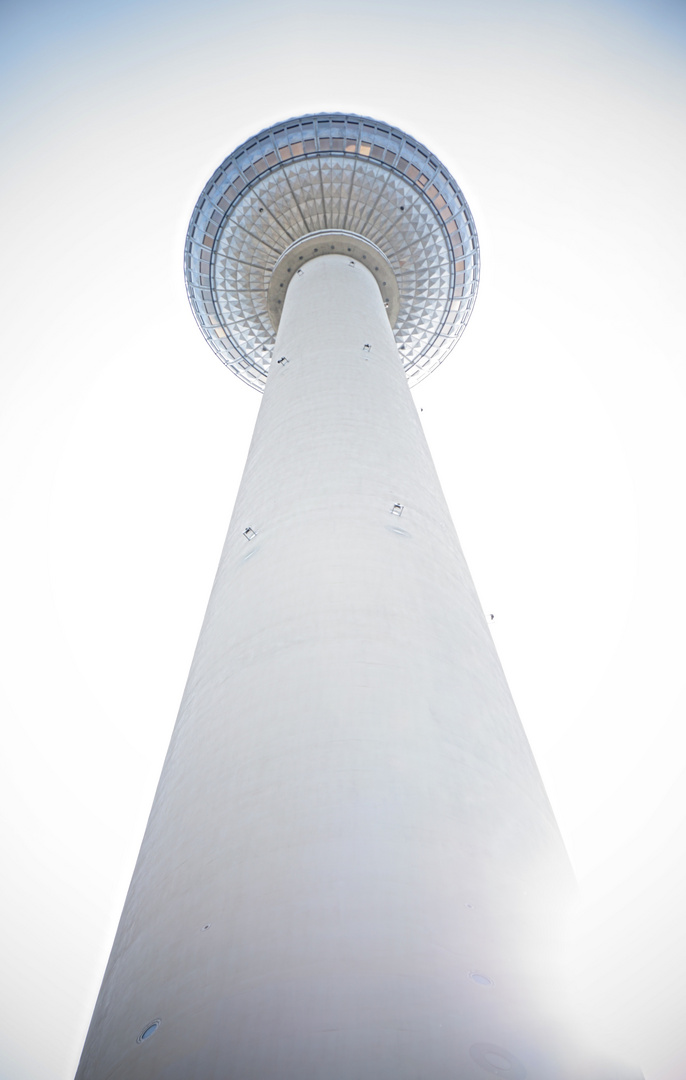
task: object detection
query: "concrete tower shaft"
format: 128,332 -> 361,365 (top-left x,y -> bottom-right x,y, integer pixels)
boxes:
76,255 -> 638,1079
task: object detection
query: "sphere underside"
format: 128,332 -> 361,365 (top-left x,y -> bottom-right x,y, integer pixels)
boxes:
185,114 -> 479,390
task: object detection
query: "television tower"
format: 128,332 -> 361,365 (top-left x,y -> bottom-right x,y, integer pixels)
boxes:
76,114 -> 641,1080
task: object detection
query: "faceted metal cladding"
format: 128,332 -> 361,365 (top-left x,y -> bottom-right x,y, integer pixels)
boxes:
184,113 -> 479,391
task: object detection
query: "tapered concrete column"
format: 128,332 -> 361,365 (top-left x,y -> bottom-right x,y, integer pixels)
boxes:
76,254 -> 626,1080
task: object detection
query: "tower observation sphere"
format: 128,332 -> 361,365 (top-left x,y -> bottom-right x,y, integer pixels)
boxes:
184,113 -> 479,389
76,115 -> 642,1080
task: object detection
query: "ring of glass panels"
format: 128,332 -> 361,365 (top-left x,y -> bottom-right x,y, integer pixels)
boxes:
185,114 -> 479,391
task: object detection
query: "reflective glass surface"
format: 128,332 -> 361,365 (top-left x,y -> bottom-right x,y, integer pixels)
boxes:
185,114 -> 479,390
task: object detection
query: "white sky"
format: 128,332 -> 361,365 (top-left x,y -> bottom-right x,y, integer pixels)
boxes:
1,1 -> 686,1077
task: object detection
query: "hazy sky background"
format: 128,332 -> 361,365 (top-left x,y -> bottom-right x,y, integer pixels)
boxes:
2,1 -> 686,1077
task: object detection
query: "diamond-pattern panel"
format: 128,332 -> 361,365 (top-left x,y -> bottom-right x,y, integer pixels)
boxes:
185,113 -> 479,391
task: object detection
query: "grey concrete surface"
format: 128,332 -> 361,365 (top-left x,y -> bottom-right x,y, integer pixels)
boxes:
76,256 -> 642,1080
